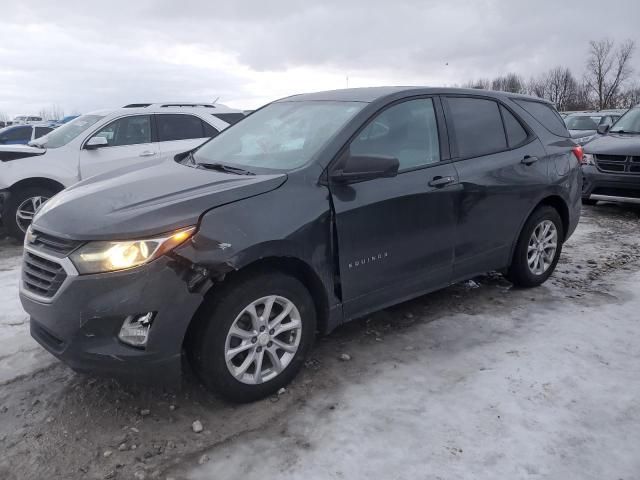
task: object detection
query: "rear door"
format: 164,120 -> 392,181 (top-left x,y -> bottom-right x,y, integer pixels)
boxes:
78,114 -> 159,179
156,114 -> 219,160
443,96 -> 548,279
330,97 -> 459,318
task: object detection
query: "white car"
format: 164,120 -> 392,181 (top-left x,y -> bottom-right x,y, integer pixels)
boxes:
12,115 -> 44,125
0,102 -> 245,239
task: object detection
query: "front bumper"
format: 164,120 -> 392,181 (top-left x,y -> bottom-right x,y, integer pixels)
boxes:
20,250 -> 205,385
582,165 -> 640,200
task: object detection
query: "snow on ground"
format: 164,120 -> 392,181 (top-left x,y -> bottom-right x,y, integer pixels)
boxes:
189,269 -> 640,480
0,240 -> 55,384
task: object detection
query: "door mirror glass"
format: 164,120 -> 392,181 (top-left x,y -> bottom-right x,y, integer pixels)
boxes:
84,136 -> 109,149
331,153 -> 399,184
597,123 -> 610,135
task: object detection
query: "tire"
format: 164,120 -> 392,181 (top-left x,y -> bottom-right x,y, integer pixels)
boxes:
5,187 -> 57,241
188,271 -> 317,403
507,206 -> 564,288
582,197 -> 598,206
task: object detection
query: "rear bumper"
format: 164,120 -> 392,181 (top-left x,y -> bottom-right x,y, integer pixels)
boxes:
582,165 -> 640,199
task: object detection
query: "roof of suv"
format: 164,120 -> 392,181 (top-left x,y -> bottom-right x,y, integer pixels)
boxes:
84,102 -> 243,117
276,86 -> 552,104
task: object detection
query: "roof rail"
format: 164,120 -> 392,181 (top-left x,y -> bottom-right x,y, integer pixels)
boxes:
122,103 -> 152,108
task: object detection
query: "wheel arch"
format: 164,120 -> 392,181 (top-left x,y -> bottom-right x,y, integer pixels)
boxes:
183,254 -> 332,354
8,177 -> 66,195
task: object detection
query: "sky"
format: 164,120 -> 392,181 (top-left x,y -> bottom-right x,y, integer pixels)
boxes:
0,0 -> 638,117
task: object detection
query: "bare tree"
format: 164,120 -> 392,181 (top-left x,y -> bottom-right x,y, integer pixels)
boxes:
38,104 -> 65,121
491,73 -> 525,94
463,78 -> 491,90
585,38 -> 635,109
0,111 -> 9,124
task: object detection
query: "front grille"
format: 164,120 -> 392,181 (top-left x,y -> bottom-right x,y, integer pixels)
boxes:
22,252 -> 67,298
28,230 -> 83,255
595,155 -> 640,175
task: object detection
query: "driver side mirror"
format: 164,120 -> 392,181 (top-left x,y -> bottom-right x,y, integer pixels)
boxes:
330,153 -> 399,184
597,123 -> 610,135
84,136 -> 109,150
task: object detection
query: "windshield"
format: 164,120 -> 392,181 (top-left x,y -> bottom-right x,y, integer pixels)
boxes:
564,115 -> 600,130
37,114 -> 105,148
610,108 -> 640,133
194,101 -> 365,171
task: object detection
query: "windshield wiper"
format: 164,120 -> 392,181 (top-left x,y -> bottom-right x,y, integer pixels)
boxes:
610,129 -> 640,134
197,162 -> 255,176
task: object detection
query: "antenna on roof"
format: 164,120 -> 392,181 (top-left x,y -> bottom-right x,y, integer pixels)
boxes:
212,97 -> 220,105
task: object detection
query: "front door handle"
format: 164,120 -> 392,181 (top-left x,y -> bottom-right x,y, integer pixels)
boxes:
521,155 -> 538,165
139,150 -> 157,157
428,176 -> 456,188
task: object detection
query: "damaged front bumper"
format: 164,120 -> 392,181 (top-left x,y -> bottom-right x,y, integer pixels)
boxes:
20,250 -> 206,385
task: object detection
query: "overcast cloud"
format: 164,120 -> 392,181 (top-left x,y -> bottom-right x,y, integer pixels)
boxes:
0,0 -> 638,116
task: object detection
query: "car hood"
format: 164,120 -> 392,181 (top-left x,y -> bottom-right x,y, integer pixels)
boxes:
569,129 -> 596,139
32,160 -> 287,241
0,144 -> 46,162
584,133 -> 640,156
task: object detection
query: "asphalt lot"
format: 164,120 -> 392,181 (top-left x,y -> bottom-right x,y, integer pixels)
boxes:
1,202 -> 640,480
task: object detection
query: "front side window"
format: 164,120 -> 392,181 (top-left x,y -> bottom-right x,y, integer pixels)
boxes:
194,101 -> 364,171
43,114 -> 105,148
91,115 -> 151,147
157,114 -> 207,142
34,127 -> 53,138
350,98 -> 440,169
447,97 -> 507,158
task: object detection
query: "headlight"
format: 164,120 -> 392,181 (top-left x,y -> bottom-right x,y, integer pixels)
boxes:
70,227 -> 195,274
582,153 -> 596,166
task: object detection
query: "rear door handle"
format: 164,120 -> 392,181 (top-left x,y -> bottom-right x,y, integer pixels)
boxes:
139,150 -> 157,157
428,176 -> 456,188
521,155 -> 538,165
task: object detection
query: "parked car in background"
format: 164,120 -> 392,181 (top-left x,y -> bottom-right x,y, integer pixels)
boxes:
0,124 -> 54,145
12,115 -> 44,125
20,87 -> 582,402
563,110 -> 625,145
581,105 -> 640,205
0,102 -> 245,239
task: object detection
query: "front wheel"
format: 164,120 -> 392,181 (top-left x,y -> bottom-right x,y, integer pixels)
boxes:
507,206 -> 564,288
188,271 -> 316,403
5,187 -> 56,241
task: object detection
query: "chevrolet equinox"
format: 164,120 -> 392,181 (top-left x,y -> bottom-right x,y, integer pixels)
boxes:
20,87 -> 582,402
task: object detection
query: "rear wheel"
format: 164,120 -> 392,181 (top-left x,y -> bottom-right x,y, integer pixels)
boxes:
188,271 -> 316,403
507,206 -> 563,288
5,187 -> 56,241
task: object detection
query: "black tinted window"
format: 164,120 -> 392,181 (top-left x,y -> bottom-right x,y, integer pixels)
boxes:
92,115 -> 151,146
500,106 -> 528,147
202,121 -> 219,138
212,113 -> 246,125
35,127 -> 53,138
447,97 -> 507,158
157,114 -> 206,141
514,99 -> 569,137
350,98 -> 440,170
1,126 -> 32,141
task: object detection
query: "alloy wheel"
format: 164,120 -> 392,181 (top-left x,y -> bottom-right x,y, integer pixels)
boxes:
15,196 -> 49,233
527,220 -> 558,275
224,295 -> 302,385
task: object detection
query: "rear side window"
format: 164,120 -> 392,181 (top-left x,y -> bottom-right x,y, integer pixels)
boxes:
446,97 -> 507,158
514,99 -> 569,137
1,126 -> 32,142
202,121 -> 219,138
212,113 -> 245,125
500,106 -> 528,147
157,114 -> 207,141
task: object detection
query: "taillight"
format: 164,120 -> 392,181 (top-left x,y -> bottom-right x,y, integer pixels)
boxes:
572,145 -> 585,164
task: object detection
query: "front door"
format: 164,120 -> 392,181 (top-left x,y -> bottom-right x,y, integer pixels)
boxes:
330,97 -> 459,318
79,114 -> 160,179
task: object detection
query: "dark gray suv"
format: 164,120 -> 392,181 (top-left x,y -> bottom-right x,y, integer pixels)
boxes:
20,87 -> 582,402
